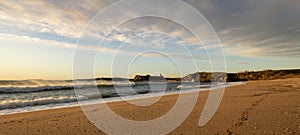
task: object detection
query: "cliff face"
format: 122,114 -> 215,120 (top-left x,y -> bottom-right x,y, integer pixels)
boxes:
182,72 -> 227,82
231,69 -> 300,81
182,69 -> 300,82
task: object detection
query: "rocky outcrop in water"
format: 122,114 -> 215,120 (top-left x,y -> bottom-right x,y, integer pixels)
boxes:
134,74 -> 165,82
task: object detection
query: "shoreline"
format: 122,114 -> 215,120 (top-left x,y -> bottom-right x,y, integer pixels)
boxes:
0,78 -> 299,134
0,81 -> 245,115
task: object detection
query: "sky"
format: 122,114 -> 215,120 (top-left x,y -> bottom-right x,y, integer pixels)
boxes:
0,0 -> 299,80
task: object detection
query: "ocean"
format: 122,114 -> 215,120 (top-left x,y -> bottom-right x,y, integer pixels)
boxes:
0,79 -> 242,115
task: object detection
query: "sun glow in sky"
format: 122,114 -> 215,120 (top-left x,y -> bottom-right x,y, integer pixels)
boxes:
0,0 -> 299,80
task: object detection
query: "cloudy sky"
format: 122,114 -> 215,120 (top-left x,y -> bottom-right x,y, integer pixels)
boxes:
0,0 -> 299,80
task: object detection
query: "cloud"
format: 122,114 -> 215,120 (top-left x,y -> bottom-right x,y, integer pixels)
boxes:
0,0 -> 210,55
0,0 -> 299,58
0,1 -> 79,38
0,33 -> 118,53
0,0 -> 117,39
183,0 -> 300,57
0,33 -> 205,60
101,16 -> 216,51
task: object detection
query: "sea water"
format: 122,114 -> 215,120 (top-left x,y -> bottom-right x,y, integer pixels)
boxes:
0,79 -> 244,115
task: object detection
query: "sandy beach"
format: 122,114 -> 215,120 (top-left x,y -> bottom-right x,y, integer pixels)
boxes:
0,78 -> 299,134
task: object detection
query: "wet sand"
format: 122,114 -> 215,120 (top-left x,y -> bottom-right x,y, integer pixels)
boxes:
0,78 -> 299,134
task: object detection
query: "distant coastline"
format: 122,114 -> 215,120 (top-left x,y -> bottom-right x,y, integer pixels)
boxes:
183,69 -> 300,82
92,69 -> 300,82
3,69 -> 299,82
